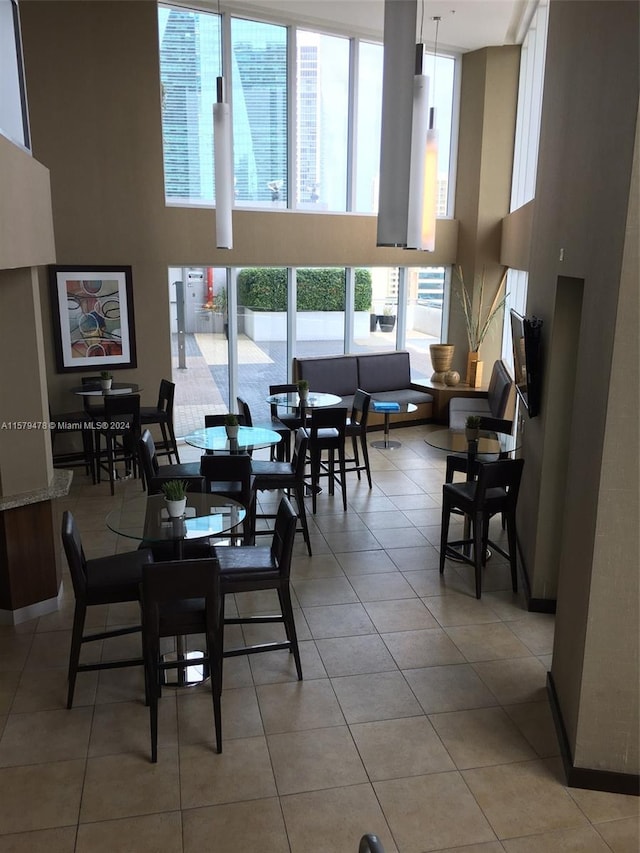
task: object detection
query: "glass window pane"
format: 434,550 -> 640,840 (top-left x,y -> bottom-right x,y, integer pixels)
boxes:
430,54 -> 456,216
296,31 -> 349,212
232,18 -> 288,208
350,268 -> 398,353
295,268 -> 346,358
406,266 -> 445,380
355,41 -> 383,213
236,267 -> 289,421
168,265 -> 228,436
159,6 -> 221,205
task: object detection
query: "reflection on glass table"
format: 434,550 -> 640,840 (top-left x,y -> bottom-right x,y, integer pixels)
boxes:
71,382 -> 140,396
183,426 -> 282,453
106,493 -> 246,559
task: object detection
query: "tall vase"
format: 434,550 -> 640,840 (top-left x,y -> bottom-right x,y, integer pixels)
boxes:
429,344 -> 455,382
466,351 -> 484,388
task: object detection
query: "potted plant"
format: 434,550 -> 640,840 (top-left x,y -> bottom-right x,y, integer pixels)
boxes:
296,379 -> 309,403
100,370 -> 113,391
465,415 -> 482,442
224,413 -> 239,440
379,305 -> 396,332
161,479 -> 188,518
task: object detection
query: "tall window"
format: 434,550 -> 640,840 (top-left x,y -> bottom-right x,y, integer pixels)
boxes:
503,1 -> 549,363
231,18 -> 288,207
431,55 -> 456,216
354,41 -> 383,213
158,5 -> 458,216
158,6 -> 220,204
296,31 -> 350,210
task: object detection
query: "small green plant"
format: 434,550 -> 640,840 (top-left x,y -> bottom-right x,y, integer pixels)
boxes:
383,305 -> 395,316
161,480 -> 188,500
100,370 -> 113,380
465,415 -> 482,429
296,379 -> 309,392
224,413 -> 239,427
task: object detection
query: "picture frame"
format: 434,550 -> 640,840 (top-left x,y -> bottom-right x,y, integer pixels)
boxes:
48,265 -> 137,372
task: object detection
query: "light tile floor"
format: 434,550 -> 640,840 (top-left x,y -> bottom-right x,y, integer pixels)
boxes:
0,424 -> 637,852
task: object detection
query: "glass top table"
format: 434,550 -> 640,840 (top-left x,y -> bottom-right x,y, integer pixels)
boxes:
183,425 -> 282,453
371,401 -> 417,450
424,427 -> 520,459
106,493 -> 246,558
266,391 -> 342,410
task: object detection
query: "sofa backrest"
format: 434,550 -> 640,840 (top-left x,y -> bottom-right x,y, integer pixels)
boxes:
487,359 -> 515,419
357,351 -> 411,394
294,355 -> 359,397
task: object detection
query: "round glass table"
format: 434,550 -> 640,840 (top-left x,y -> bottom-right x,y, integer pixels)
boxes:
371,402 -> 417,450
266,391 -> 342,410
106,492 -> 246,558
183,425 -> 282,453
424,427 -> 520,459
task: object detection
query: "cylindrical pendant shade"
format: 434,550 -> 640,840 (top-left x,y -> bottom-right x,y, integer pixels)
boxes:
406,73 -> 429,249
423,126 -> 438,251
213,93 -> 233,250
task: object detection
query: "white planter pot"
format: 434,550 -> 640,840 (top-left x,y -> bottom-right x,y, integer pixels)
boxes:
225,425 -> 239,440
100,379 -> 112,391
165,497 -> 187,518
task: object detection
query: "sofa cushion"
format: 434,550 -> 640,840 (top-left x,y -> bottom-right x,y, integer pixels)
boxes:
487,359 -> 513,419
295,356 -> 358,398
357,351 -> 411,393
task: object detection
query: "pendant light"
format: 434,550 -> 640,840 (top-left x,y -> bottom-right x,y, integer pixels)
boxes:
406,13 -> 439,251
376,0 -> 438,251
213,6 -> 233,249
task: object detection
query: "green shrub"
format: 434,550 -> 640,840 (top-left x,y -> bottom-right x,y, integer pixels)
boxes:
237,268 -> 372,312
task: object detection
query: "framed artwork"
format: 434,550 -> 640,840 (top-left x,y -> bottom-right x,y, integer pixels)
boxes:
48,265 -> 137,372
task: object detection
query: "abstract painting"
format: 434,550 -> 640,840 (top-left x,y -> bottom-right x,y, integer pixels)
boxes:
49,265 -> 137,372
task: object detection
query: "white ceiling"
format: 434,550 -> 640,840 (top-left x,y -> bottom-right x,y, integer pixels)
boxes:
225,0 -> 538,52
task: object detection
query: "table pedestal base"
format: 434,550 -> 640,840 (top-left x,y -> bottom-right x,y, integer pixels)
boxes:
445,544 -> 492,563
371,438 -> 402,450
161,646 -> 209,688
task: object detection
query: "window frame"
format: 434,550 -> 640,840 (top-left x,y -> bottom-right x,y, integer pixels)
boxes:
158,1 -> 461,218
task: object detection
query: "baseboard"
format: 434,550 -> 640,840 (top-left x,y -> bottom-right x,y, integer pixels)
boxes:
517,535 -> 557,613
547,672 -> 640,795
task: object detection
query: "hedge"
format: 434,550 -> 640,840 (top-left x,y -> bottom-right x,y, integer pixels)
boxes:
237,268 -> 372,312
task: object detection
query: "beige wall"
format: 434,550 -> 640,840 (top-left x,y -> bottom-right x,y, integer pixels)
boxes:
20,0 -> 458,416
500,200 -> 534,271
0,135 -> 55,271
522,0 -> 639,775
449,46 -> 520,376
574,102 -> 639,772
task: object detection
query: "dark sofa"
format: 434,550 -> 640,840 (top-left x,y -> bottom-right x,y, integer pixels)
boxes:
293,351 -> 433,426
